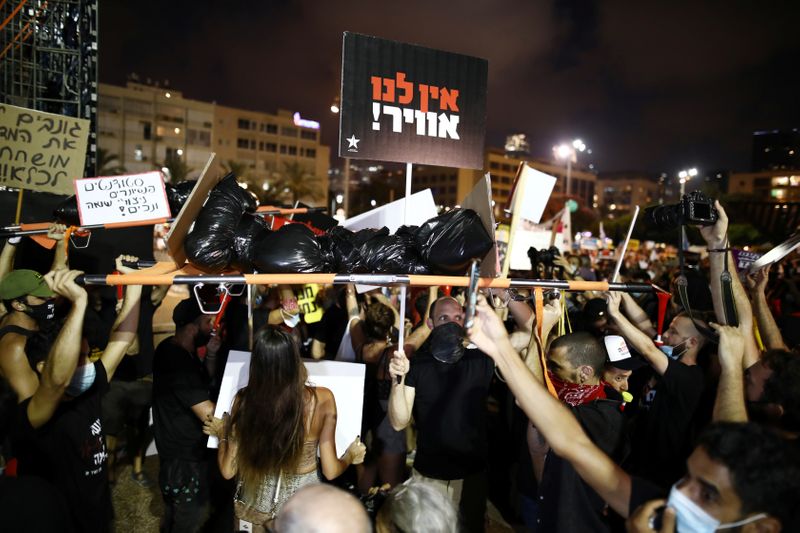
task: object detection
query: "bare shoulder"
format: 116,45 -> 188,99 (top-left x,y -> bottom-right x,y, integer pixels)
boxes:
312,386 -> 336,411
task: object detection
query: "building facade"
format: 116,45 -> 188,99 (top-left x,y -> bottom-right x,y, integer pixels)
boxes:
728,169 -> 800,202
596,171 -> 661,215
97,82 -> 330,205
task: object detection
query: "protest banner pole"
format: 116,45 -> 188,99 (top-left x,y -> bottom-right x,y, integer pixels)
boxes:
501,164 -> 527,278
396,162 -> 413,353
612,205 -> 639,282
14,189 -> 24,225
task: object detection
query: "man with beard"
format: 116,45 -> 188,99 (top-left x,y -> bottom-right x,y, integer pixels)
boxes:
152,296 -> 223,533
388,296 -> 494,533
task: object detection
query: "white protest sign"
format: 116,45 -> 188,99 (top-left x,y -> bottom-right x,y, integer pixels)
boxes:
0,103 -> 90,195
208,351 -> 365,456
509,164 -> 557,223
74,171 -> 171,226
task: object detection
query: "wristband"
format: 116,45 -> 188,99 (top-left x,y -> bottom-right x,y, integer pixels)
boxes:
707,247 -> 731,253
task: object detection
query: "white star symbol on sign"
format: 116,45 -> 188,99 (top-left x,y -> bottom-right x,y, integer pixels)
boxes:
346,135 -> 360,149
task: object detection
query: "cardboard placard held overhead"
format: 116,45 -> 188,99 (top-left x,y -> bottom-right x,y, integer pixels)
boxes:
343,188 -> 437,232
208,350 -> 365,457
508,163 -> 557,224
0,103 -> 90,195
461,173 -> 499,277
339,32 -> 488,169
75,171 -> 171,226
165,153 -> 217,267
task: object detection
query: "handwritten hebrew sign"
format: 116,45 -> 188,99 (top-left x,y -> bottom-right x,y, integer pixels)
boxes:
0,103 -> 90,195
339,32 -> 488,169
75,171 -> 171,226
296,283 -> 323,324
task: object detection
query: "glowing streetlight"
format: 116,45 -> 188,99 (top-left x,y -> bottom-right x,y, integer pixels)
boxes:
677,167 -> 698,196
553,138 -> 589,198
370,199 -> 377,207
330,103 -> 340,114
336,194 -> 344,204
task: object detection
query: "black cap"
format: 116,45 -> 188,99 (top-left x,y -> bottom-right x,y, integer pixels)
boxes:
584,298 -> 607,321
172,297 -> 203,328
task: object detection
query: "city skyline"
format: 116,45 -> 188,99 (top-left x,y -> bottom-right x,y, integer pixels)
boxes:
100,1 -> 800,175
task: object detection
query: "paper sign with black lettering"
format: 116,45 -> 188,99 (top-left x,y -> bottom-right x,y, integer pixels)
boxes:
74,171 -> 171,226
0,103 -> 90,195
339,32 -> 488,169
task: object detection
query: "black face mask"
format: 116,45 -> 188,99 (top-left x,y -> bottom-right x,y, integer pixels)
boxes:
429,321 -> 466,364
195,331 -> 212,349
24,300 -> 56,323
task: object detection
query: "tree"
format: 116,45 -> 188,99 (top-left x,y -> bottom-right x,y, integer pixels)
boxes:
96,148 -> 126,175
221,159 -> 284,205
156,151 -> 194,183
272,161 -> 324,204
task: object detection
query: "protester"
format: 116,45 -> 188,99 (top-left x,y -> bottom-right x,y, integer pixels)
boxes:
375,477 -> 460,533
152,295 -> 223,533
274,483 -> 372,533
467,293 -> 800,532
388,295 -> 494,533
215,326 -> 365,531
13,260 -> 142,533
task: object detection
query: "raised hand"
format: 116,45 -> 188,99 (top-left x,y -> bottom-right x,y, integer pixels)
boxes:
698,200 -> 728,248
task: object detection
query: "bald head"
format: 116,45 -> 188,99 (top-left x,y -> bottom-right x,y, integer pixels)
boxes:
274,484 -> 371,533
427,296 -> 464,329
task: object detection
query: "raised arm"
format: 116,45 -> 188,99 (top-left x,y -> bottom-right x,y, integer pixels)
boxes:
47,224 -> 69,272
467,295 -> 633,518
620,292 -> 657,338
606,291 -> 669,375
387,349 -> 415,431
100,255 -> 143,381
0,238 -> 19,283
700,201 -> 760,368
522,299 -> 561,382
405,285 -> 438,350
747,265 -> 788,351
710,323 -> 748,423
26,270 -> 88,428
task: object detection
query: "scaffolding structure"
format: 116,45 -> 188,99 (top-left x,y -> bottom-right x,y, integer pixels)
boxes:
0,0 -> 98,176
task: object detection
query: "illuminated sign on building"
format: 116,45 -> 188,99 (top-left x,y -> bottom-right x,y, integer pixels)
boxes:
293,112 -> 320,130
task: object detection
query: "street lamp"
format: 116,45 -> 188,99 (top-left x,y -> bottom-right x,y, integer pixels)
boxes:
553,139 -> 588,198
677,167 -> 698,196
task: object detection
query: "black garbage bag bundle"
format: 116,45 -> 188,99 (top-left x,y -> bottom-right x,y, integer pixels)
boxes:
253,223 -> 330,273
414,208 -> 493,274
165,180 -> 197,216
230,214 -> 270,272
53,195 -> 81,226
360,225 -> 429,274
184,173 -> 256,272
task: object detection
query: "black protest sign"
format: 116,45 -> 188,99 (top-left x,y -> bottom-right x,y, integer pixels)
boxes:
0,103 -> 89,195
339,32 -> 488,169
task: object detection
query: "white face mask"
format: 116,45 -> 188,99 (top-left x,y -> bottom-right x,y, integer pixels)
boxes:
667,484 -> 767,532
659,340 -> 688,360
282,311 -> 301,328
66,363 -> 96,397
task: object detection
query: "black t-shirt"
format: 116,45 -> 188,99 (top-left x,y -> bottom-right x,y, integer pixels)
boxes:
0,476 -> 74,533
630,358 -> 705,487
537,390 -> 627,533
405,346 -> 494,480
628,476 -> 668,517
14,360 -> 112,533
152,337 -> 210,462
312,305 -> 349,360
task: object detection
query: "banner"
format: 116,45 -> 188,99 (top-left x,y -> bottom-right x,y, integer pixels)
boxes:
75,171 -> 171,226
339,32 -> 488,169
0,103 -> 90,195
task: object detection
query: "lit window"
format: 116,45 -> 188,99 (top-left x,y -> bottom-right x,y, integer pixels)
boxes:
134,145 -> 143,161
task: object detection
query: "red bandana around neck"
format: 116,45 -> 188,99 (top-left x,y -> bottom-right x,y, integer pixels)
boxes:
547,371 -> 607,407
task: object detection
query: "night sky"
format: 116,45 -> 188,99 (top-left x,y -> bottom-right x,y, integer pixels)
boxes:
100,0 -> 800,175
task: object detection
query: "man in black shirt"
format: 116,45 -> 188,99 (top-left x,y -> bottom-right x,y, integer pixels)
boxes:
153,296 -> 221,533
467,294 -> 799,533
607,292 -> 709,487
388,296 -> 494,533
14,263 -> 142,533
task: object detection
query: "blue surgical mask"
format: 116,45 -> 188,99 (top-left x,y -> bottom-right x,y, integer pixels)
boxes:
667,484 -> 767,532
66,363 -> 96,397
659,340 -> 687,360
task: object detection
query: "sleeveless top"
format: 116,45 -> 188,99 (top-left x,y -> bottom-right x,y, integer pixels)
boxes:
234,388 -> 321,518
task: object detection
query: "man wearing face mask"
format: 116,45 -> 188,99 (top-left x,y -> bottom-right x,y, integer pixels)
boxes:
152,295 -> 223,533
606,292 -> 711,488
467,294 -> 799,533
0,269 -> 58,401
388,296 -> 494,533
12,261 -> 142,533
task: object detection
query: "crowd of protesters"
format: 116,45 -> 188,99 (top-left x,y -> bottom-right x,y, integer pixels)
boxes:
0,199 -> 799,533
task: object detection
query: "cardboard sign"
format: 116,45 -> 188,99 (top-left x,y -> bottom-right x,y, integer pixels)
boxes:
508,163 -> 557,224
74,171 -> 171,226
297,283 -> 323,324
461,173 -> 499,277
0,103 -> 90,195
343,188 -> 437,232
339,32 -> 488,169
749,232 -> 800,273
208,351 -> 365,456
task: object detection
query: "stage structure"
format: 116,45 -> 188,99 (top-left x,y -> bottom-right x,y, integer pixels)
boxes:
0,0 -> 98,176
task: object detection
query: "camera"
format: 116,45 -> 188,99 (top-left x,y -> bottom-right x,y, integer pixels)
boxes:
644,190 -> 718,230
527,246 -> 562,277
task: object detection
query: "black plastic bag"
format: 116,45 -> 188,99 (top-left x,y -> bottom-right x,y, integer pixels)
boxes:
253,224 -> 330,273
414,209 -> 493,274
184,173 -> 256,272
360,225 -> 429,274
230,214 -> 270,272
166,180 -> 197,217
53,195 -> 81,226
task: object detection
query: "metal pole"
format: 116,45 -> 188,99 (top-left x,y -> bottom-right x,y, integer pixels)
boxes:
566,158 -> 572,198
343,158 -> 351,217
397,162 -> 412,350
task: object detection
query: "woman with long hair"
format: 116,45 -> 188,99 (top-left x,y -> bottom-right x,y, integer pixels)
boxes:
217,326 -> 366,530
